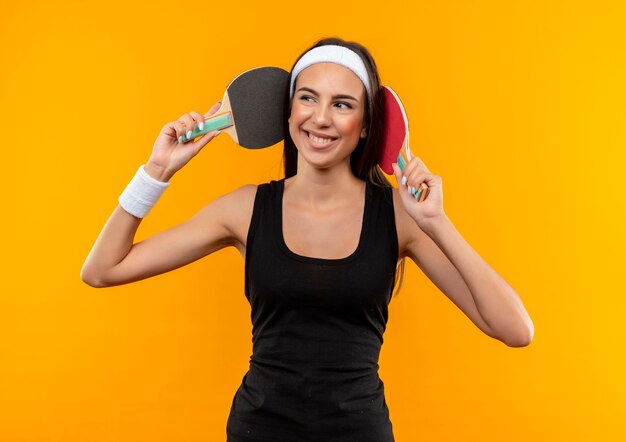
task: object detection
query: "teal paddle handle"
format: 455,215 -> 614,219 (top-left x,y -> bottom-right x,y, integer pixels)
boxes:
181,112 -> 233,142
397,152 -> 422,200
397,152 -> 408,172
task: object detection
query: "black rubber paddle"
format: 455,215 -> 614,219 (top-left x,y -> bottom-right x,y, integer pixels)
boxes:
181,66 -> 289,148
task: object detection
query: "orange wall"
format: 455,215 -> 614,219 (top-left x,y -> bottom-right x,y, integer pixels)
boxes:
1,0 -> 624,440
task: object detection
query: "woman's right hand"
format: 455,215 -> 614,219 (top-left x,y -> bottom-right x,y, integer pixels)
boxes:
145,101 -> 223,182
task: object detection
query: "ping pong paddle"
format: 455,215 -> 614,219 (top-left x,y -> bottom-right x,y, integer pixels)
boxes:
181,66 -> 289,148
379,85 -> 429,202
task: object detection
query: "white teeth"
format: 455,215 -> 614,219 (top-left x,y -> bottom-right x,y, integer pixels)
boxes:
308,132 -> 334,144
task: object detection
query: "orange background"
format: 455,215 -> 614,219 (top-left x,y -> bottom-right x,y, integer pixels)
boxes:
1,0 -> 625,440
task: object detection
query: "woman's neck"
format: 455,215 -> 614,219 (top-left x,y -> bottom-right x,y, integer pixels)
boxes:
286,160 -> 365,209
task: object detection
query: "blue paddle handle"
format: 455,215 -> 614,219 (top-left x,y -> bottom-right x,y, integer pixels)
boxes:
181,112 -> 234,142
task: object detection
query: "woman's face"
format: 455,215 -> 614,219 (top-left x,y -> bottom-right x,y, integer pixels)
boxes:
289,62 -> 367,169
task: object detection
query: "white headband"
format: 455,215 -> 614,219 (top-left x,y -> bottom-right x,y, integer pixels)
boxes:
289,45 -> 371,98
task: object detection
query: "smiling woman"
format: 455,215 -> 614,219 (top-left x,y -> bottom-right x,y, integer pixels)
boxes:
81,36 -> 533,442
222,40 -> 402,441
289,63 -> 368,161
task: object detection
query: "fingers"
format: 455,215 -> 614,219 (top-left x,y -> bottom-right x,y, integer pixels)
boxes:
205,101 -> 222,117
189,110 -> 205,129
402,155 -> 430,175
168,101 -> 223,144
175,113 -> 194,143
189,129 -> 222,155
175,110 -> 210,143
396,156 -> 434,198
392,162 -> 409,195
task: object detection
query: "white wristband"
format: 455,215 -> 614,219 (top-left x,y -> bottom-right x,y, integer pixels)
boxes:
118,164 -> 170,218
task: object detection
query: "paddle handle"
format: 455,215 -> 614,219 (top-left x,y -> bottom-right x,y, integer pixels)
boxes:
180,111 -> 234,143
397,144 -> 430,202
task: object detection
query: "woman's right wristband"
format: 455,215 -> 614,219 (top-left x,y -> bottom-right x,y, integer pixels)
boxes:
118,164 -> 170,218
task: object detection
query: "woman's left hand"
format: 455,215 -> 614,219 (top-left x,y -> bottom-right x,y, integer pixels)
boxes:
391,156 -> 446,230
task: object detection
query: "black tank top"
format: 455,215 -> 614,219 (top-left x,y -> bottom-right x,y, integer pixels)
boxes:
226,178 -> 398,442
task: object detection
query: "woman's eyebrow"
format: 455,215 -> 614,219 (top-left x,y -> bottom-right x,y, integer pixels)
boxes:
296,87 -> 359,102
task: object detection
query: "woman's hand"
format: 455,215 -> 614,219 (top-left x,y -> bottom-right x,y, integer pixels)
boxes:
392,156 -> 446,231
145,101 -> 223,182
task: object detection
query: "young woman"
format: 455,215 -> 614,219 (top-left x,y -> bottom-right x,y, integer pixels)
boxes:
82,37 -> 533,441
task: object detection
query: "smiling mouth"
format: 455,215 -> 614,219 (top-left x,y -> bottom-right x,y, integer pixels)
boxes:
305,131 -> 337,147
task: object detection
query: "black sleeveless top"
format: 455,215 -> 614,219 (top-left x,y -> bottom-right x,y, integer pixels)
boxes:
226,178 -> 398,442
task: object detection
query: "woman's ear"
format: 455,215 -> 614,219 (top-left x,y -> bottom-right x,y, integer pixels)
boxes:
360,127 -> 368,138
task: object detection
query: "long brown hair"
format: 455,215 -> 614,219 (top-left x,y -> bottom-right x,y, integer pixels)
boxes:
281,37 -> 406,298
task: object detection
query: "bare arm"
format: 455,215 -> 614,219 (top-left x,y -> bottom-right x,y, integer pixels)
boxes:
406,211 -> 533,347
80,181 -> 255,288
81,103 -> 242,287
80,203 -> 144,287
391,160 -> 534,347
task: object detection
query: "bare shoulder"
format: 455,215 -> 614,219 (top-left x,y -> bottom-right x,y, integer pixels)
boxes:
178,183 -> 257,261
208,183 -> 257,256
390,186 -> 426,260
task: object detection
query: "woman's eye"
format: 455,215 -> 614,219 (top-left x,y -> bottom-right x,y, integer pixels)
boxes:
300,95 -> 314,102
335,102 -> 352,109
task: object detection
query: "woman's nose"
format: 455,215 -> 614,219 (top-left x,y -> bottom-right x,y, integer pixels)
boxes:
312,104 -> 331,126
